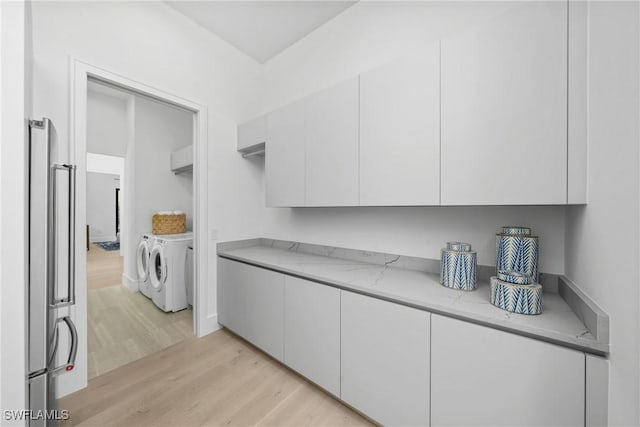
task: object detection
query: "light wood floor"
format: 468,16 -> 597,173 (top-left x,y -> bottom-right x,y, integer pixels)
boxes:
87,244 -> 193,379
62,328 -> 373,427
87,243 -> 124,290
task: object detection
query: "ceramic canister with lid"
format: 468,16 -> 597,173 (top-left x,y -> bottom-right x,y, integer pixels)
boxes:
490,270 -> 543,315
440,241 -> 477,291
495,226 -> 539,282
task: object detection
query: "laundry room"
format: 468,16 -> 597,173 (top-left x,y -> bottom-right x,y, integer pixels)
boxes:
85,79 -> 196,379
4,1 -> 639,425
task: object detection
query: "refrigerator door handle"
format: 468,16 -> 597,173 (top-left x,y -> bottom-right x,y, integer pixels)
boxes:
50,163 -> 76,308
27,117 -> 52,378
49,316 -> 78,377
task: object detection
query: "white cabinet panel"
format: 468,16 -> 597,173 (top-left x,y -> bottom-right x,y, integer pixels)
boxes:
305,78 -> 359,206
284,276 -> 340,396
441,1 -> 568,205
265,100 -> 305,207
217,258 -> 284,361
431,314 -> 584,426
341,291 -> 430,426
237,115 -> 266,151
568,0 -> 588,204
586,354 -> 609,427
360,48 -> 440,206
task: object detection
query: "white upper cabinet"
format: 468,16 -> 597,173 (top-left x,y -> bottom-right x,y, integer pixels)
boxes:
441,1 -> 568,205
305,77 -> 360,206
265,100 -> 306,207
261,0 -> 586,207
360,46 -> 441,206
431,314 -> 585,426
567,0 -> 588,204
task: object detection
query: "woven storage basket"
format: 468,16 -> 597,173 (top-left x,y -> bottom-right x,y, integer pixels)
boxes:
152,213 -> 186,235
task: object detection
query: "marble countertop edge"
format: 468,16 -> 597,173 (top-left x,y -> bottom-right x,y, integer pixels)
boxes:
217,240 -> 610,356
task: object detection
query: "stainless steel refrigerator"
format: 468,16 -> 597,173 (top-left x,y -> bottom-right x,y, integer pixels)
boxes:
27,117 -> 78,426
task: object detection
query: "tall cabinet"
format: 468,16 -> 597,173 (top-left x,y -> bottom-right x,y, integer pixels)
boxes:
265,100 -> 306,207
359,46 -> 441,206
440,1 -> 568,205
305,77 -> 360,206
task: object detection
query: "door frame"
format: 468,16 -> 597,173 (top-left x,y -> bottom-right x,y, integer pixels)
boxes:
66,57 -> 209,396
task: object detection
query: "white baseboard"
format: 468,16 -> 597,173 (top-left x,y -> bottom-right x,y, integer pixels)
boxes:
197,313 -> 221,338
122,273 -> 139,292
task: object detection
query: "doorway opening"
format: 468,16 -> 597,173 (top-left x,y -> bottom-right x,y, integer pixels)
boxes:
85,79 -> 196,379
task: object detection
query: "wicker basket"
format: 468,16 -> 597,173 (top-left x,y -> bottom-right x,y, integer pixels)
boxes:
152,213 -> 186,235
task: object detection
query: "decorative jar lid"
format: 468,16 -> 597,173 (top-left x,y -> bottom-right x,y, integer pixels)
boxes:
497,270 -> 533,285
502,225 -> 531,236
501,226 -> 532,236
445,241 -> 472,252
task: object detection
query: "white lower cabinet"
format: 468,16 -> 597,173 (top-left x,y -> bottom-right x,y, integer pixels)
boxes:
430,314 -> 585,426
284,276 -> 341,396
341,291 -> 430,426
217,258 -> 284,361
218,258 -> 595,427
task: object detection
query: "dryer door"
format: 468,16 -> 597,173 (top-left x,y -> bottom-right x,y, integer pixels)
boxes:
149,244 -> 167,291
136,239 -> 150,282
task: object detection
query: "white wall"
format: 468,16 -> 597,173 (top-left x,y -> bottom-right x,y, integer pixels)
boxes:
565,2 -> 640,425
0,1 -> 29,422
86,87 -> 128,255
31,0 -> 264,397
87,86 -> 128,157
263,1 -> 520,111
86,172 -> 120,242
259,1 -> 565,274
134,96 -> 193,236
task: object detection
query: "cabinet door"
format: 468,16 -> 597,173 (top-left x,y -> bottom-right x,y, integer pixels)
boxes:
431,315 -> 584,426
265,100 -> 305,207
284,276 -> 340,396
305,78 -> 359,206
441,2 -> 567,205
360,48 -> 440,206
237,115 -> 266,151
341,291 -> 430,426
217,258 -> 284,361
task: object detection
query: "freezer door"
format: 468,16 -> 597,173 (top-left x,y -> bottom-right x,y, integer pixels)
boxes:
27,375 -> 47,427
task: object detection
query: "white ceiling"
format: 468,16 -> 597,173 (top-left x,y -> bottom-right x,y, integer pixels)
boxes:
166,1 -> 357,63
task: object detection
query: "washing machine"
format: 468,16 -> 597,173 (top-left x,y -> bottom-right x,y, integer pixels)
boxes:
136,233 -> 157,299
149,232 -> 192,312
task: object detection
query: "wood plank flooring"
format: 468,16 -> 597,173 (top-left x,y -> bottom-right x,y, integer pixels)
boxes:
87,243 -> 193,379
87,244 -> 124,290
61,328 -> 373,427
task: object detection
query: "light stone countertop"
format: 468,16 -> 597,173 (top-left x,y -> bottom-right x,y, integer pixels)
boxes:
217,240 -> 608,355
